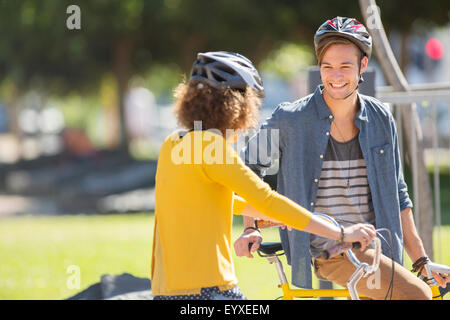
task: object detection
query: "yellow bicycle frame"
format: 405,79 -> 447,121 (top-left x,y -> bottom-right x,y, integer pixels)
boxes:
279,282 -> 360,300
278,281 -> 443,300
430,284 -> 443,300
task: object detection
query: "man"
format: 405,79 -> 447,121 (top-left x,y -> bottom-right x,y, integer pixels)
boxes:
235,16 -> 447,299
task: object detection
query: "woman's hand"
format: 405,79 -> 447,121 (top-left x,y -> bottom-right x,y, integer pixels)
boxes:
343,223 -> 377,251
233,229 -> 262,258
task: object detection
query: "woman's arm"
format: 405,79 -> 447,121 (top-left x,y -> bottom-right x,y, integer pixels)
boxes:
241,204 -> 282,222
203,138 -> 376,246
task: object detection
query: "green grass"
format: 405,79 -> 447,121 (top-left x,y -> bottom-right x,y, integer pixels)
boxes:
0,214 -> 154,300
0,213 -> 448,300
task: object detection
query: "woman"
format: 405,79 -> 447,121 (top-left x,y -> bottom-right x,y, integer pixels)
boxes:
151,51 -> 376,300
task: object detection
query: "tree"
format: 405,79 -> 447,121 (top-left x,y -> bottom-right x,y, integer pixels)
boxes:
0,0 -> 448,148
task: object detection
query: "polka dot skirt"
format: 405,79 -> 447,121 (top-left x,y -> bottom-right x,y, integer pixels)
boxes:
153,285 -> 247,300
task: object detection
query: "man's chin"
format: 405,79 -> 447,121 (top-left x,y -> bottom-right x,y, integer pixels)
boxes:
325,90 -> 353,101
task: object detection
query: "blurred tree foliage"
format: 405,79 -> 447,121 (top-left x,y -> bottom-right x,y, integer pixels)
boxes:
260,43 -> 315,81
0,0 -> 448,146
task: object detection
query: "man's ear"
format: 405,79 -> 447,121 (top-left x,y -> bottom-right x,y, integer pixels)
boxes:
360,56 -> 369,74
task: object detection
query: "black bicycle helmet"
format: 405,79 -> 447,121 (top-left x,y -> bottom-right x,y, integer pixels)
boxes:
189,51 -> 265,98
314,17 -> 372,59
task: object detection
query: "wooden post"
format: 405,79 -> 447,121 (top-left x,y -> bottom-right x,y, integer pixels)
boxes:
359,0 -> 434,259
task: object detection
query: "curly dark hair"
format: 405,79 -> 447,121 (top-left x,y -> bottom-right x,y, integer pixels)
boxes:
173,81 -> 261,136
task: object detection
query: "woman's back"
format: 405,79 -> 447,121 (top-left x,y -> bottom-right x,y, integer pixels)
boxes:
152,130 -> 238,295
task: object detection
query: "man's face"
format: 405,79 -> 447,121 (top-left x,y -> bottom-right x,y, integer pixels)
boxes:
320,43 -> 367,100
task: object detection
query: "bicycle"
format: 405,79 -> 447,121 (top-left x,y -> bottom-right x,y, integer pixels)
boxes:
250,213 -> 450,300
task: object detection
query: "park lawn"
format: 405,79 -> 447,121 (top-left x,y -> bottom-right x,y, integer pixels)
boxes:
0,213 -> 448,300
0,214 -> 154,300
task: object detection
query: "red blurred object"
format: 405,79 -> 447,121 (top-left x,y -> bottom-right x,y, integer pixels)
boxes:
425,38 -> 444,60
62,128 -> 96,157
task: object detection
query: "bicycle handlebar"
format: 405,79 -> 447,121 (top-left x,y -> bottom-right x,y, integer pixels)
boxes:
346,237 -> 381,300
426,261 -> 450,276
249,241 -> 362,259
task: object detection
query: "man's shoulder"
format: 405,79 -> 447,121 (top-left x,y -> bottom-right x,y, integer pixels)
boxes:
273,93 -> 316,116
359,93 -> 394,121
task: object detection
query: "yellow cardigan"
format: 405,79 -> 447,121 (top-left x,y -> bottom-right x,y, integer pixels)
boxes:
151,130 -> 312,296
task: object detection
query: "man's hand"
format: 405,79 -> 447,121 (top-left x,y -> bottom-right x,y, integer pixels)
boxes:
431,272 -> 449,288
234,229 -> 262,258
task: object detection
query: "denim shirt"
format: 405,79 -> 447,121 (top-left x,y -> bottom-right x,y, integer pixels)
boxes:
242,85 -> 412,289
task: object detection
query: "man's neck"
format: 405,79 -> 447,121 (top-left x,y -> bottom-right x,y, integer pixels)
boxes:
323,89 -> 360,121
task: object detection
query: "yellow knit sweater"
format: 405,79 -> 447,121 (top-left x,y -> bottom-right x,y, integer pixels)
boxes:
151,130 -> 312,295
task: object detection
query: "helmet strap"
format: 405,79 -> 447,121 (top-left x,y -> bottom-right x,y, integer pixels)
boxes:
341,85 -> 358,100
342,72 -> 362,100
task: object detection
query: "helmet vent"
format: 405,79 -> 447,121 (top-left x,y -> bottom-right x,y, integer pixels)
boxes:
201,57 -> 216,64
211,71 -> 226,82
236,61 -> 251,68
216,65 -> 237,75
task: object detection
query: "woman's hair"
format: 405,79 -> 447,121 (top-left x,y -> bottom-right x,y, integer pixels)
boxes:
315,36 -> 363,67
173,81 -> 261,135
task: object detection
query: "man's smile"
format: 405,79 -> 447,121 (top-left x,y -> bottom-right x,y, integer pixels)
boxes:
329,82 -> 348,89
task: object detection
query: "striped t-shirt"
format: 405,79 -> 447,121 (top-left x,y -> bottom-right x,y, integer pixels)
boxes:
310,134 -> 375,258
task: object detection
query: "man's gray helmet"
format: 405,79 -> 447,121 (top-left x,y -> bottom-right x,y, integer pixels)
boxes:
189,51 -> 265,98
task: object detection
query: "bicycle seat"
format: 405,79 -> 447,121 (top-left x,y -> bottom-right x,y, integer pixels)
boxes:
258,242 -> 284,255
